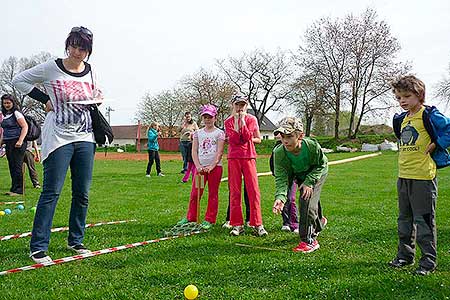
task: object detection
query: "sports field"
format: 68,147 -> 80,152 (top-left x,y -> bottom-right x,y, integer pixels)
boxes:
0,151 -> 449,299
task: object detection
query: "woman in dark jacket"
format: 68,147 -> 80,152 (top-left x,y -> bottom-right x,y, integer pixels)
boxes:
0,94 -> 28,196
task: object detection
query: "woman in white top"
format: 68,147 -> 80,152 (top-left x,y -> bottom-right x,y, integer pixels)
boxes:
13,26 -> 101,263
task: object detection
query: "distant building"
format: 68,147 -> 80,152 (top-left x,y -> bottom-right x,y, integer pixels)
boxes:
111,125 -> 147,149
111,124 -> 179,151
247,109 -> 277,140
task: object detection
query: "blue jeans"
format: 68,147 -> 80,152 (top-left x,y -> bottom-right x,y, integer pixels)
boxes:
30,142 -> 95,252
179,141 -> 191,172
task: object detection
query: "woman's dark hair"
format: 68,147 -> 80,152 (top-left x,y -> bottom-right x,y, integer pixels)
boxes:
184,111 -> 194,124
1,94 -> 19,116
65,26 -> 93,60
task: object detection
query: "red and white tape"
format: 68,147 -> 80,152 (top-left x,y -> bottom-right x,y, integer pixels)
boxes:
0,231 -> 202,276
0,201 -> 25,205
0,219 -> 136,241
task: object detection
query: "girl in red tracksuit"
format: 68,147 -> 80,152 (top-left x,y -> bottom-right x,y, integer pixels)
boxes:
224,94 -> 267,236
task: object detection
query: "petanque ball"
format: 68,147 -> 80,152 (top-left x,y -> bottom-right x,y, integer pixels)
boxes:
17,204 -> 25,210
184,285 -> 198,300
4,209 -> 12,215
0,211 -> 5,216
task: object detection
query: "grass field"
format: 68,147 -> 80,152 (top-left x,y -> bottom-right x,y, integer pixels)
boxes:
0,151 -> 450,299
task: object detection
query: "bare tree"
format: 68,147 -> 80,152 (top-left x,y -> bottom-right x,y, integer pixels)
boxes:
217,49 -> 293,126
136,89 -> 185,137
296,9 -> 409,138
296,18 -> 349,139
0,52 -> 53,122
344,9 -> 410,138
180,68 -> 235,127
436,63 -> 450,106
289,72 -> 329,136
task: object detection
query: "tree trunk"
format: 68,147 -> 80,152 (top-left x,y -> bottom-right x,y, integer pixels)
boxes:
334,94 -> 340,139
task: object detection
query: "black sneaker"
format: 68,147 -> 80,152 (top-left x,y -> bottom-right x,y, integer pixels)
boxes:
388,257 -> 414,268
415,265 -> 435,276
67,244 -> 91,254
30,250 -> 52,263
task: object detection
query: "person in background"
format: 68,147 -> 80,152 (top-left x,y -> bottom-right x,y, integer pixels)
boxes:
0,94 -> 28,196
24,140 -> 41,189
145,122 -> 164,177
179,111 -> 198,175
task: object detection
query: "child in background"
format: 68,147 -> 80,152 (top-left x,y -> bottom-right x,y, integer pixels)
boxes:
272,117 -> 328,253
390,75 -> 450,275
145,122 -> 164,177
178,104 -> 225,229
224,94 -> 267,236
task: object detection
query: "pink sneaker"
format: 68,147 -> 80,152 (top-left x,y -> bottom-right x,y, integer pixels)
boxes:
293,240 -> 320,253
321,216 -> 328,227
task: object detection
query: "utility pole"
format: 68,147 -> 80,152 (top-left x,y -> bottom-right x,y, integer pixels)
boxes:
105,106 -> 114,124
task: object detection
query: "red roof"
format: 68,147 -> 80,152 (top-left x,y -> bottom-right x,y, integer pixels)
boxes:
111,125 -> 147,139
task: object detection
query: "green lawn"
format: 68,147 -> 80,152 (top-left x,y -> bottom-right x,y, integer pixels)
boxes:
0,151 -> 450,299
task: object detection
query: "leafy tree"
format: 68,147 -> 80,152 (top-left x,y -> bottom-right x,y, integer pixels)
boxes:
180,68 -> 235,127
136,89 -> 185,137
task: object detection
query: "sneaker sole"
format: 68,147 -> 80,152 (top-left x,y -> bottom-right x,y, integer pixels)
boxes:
31,256 -> 52,263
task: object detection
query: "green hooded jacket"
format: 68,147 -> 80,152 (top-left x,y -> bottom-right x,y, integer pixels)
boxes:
273,137 -> 328,203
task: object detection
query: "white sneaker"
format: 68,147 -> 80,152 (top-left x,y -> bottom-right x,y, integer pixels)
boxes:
30,251 -> 52,263
281,225 -> 291,232
222,221 -> 232,229
145,174 -> 151,178
293,228 -> 299,234
254,225 -> 268,237
230,225 -> 244,236
157,173 -> 165,177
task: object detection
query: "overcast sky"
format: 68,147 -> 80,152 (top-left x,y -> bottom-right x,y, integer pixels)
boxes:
1,0 -> 450,125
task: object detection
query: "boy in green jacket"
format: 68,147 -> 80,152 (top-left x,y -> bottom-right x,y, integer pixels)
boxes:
272,117 -> 328,253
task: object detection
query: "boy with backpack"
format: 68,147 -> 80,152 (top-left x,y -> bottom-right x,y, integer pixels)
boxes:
390,75 -> 450,275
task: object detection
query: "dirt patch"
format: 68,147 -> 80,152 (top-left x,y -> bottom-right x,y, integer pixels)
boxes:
95,152 -> 181,161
